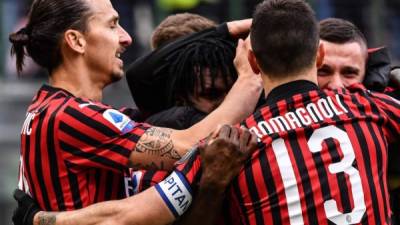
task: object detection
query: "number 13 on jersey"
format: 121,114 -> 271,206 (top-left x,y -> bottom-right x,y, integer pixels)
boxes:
272,125 -> 366,225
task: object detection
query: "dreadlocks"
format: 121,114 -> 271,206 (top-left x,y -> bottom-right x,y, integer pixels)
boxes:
165,36 -> 237,106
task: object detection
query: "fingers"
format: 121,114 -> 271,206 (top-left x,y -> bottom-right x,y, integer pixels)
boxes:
229,126 -> 240,146
248,131 -> 258,153
227,19 -> 252,39
234,38 -> 254,78
218,124 -> 232,140
235,39 -> 247,58
239,128 -> 251,152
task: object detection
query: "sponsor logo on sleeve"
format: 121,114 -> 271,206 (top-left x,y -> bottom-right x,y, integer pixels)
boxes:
103,109 -> 135,134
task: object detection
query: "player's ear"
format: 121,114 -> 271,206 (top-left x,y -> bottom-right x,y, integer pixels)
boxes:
248,49 -> 261,74
316,42 -> 325,69
64,29 -> 86,54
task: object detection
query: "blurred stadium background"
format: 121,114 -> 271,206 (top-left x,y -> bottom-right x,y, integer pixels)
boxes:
0,0 -> 399,224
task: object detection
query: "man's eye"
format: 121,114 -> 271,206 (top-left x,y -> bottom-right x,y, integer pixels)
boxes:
317,69 -> 330,76
343,73 -> 358,78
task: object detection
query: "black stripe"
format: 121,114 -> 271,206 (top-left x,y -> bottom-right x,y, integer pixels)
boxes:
34,109 -> 52,210
94,171 -> 101,202
127,124 -> 149,143
64,106 -> 117,137
117,171 -> 127,199
65,161 -> 82,208
142,170 -> 157,190
60,140 -> 126,170
48,98 -> 69,210
258,145 -> 282,225
243,154 -> 265,225
104,171 -> 114,200
128,132 -> 143,144
232,178 -> 249,225
59,121 -> 131,158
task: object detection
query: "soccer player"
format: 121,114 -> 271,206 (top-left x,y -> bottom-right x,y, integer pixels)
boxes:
150,13 -> 217,50
9,0 -> 261,215
318,18 -> 400,224
13,124 -> 258,225
223,0 -> 400,224
127,13 -> 253,120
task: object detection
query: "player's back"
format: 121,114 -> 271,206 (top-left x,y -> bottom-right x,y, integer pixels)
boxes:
229,80 -> 400,225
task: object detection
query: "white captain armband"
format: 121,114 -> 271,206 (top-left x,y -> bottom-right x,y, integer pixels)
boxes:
155,171 -> 193,218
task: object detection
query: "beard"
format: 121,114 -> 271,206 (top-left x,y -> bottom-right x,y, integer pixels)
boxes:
110,70 -> 124,83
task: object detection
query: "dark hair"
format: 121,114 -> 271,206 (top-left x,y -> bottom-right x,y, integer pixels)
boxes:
151,13 -> 216,49
9,0 -> 91,74
250,0 -> 319,77
319,18 -> 367,48
166,37 -> 237,106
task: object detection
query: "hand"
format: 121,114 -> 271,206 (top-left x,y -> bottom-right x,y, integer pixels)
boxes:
227,19 -> 252,39
12,189 -> 40,225
199,125 -> 258,190
234,38 -> 254,77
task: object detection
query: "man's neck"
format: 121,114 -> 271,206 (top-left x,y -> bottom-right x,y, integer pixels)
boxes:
261,67 -> 318,98
49,65 -> 104,101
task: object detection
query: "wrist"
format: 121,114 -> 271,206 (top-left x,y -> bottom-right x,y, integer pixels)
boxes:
199,172 -> 229,195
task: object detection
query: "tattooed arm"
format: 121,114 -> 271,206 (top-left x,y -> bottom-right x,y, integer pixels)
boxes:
33,187 -> 175,225
14,126 -> 257,225
129,127 -> 182,171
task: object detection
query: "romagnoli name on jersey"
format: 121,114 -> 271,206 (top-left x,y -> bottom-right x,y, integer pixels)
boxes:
249,94 -> 348,140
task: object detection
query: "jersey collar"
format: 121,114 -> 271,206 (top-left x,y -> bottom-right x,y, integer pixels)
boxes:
265,80 -> 319,105
40,84 -> 75,97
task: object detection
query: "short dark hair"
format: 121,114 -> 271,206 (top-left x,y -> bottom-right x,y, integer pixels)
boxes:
250,0 -> 319,77
319,18 -> 367,49
9,0 -> 92,74
151,13 -> 216,49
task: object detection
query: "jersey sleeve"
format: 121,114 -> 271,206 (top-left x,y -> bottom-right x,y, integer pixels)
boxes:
57,100 -> 150,172
130,169 -> 169,194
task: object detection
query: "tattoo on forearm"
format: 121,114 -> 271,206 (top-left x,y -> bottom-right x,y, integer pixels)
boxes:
136,127 -> 181,160
37,212 -> 57,225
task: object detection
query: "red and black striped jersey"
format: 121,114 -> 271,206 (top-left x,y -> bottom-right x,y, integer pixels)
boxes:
130,169 -> 169,194
17,85 -> 150,211
228,80 -> 400,225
